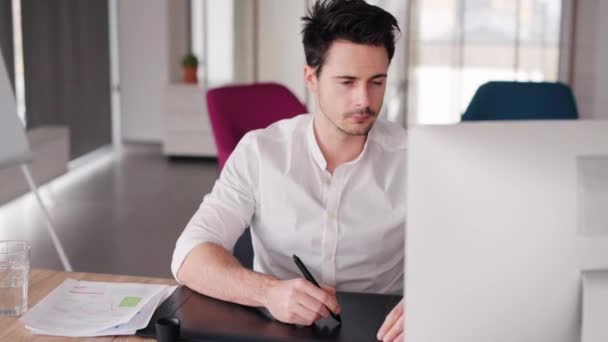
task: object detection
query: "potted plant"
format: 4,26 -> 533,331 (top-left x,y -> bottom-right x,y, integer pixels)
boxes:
181,53 -> 199,84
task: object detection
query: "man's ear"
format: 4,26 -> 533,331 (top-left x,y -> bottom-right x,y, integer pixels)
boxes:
304,65 -> 318,93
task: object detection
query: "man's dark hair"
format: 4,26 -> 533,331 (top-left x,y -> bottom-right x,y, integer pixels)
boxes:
301,0 -> 400,76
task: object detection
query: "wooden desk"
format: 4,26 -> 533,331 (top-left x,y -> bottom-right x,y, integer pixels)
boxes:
0,269 -> 177,341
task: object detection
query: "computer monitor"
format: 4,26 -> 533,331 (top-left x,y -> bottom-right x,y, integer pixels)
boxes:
405,121 -> 608,342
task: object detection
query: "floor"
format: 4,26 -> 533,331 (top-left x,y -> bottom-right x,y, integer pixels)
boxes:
0,144 -> 219,279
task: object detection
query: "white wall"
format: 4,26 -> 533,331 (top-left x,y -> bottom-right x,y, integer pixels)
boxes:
234,1 -> 256,84
167,0 -> 190,84
257,0 -> 308,104
206,0 -> 235,87
117,0 -> 305,143
570,0 -> 608,120
118,0 -> 168,142
192,1 -> 255,86
593,0 -> 608,119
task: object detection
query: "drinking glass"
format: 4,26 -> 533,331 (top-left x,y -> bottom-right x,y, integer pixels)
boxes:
0,241 -> 30,316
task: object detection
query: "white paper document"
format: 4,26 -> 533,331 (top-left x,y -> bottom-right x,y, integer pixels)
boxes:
20,278 -> 176,337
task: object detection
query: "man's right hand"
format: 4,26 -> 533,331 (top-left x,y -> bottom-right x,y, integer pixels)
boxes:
262,278 -> 341,326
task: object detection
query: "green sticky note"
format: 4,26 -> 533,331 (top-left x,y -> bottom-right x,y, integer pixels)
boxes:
119,296 -> 142,308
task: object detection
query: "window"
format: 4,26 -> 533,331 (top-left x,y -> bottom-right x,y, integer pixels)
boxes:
190,0 -> 235,88
409,0 -> 562,124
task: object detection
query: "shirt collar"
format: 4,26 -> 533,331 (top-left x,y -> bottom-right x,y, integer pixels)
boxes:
307,113 -> 376,172
307,115 -> 327,171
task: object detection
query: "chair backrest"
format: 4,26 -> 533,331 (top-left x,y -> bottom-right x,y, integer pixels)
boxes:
0,51 -> 31,169
206,82 -> 308,169
461,81 -> 579,121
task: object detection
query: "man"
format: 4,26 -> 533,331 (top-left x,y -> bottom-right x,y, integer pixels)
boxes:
171,0 -> 405,340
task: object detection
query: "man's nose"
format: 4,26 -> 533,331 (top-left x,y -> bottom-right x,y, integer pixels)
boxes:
354,85 -> 371,109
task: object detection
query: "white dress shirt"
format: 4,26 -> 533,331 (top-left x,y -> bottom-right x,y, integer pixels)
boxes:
171,113 -> 406,294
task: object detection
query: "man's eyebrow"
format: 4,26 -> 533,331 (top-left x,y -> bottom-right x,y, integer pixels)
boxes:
332,74 -> 388,80
370,74 -> 388,79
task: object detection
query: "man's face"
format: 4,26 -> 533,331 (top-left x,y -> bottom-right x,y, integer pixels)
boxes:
305,40 -> 389,136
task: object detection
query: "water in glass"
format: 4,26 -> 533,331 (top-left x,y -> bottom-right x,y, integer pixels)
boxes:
0,241 -> 30,316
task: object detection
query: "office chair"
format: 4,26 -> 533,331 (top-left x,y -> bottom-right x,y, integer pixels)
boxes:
0,51 -> 73,271
206,82 -> 307,268
206,82 -> 308,170
207,83 -> 307,269
461,81 -> 579,121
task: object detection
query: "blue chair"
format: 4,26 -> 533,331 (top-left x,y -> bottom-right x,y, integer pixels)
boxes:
461,81 -> 579,121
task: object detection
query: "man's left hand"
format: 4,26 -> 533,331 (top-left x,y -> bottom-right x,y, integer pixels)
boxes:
376,298 -> 404,341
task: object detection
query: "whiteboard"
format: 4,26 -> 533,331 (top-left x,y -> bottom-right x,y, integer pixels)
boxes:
0,50 -> 31,169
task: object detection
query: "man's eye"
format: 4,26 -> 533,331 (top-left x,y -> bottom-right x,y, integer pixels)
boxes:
341,81 -> 353,85
372,81 -> 384,86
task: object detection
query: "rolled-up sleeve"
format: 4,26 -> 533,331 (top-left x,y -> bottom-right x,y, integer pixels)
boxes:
171,133 -> 258,281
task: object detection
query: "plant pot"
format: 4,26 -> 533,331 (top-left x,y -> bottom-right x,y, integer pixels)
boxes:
183,67 -> 198,84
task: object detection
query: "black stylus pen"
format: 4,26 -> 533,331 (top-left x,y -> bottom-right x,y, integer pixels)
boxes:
292,254 -> 342,323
